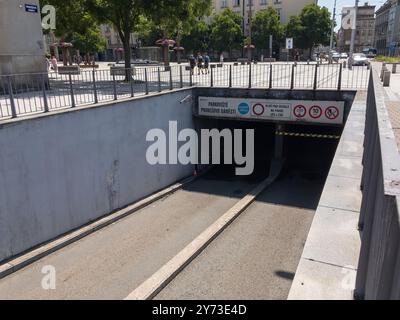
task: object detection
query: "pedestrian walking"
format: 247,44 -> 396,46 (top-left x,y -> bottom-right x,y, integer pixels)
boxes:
295,50 -> 300,62
204,53 -> 210,74
50,56 -> 58,72
220,53 -> 224,64
189,54 -> 196,75
197,53 -> 204,75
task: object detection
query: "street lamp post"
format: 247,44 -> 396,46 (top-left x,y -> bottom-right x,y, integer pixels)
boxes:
329,0 -> 337,64
243,0 -> 254,61
349,0 -> 360,70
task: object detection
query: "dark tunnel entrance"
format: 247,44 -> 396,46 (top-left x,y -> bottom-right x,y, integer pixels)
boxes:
195,117 -> 343,195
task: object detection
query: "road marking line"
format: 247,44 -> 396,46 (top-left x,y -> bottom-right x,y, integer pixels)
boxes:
125,160 -> 283,300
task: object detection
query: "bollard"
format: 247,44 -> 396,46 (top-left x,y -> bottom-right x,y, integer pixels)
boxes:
381,66 -> 388,81
383,70 -> 391,87
41,74 -> 49,112
393,64 -> 397,74
343,60 -> 347,69
7,76 -> 17,118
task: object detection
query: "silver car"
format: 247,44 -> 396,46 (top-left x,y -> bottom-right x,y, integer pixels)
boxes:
352,53 -> 370,66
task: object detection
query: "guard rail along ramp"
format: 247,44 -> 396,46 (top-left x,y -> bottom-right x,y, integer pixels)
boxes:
355,65 -> 400,300
0,63 -> 370,121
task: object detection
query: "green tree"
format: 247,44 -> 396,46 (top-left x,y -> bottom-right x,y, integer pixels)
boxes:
285,15 -> 302,41
40,0 -> 86,39
136,16 -> 163,47
86,0 -> 150,69
145,0 -> 212,64
251,6 -> 284,51
210,8 -> 243,56
181,20 -> 210,53
71,14 -> 106,62
40,0 -> 105,63
286,4 -> 331,58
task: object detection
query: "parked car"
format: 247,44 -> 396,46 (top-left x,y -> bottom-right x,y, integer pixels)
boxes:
340,52 -> 349,59
331,52 -> 341,62
352,53 -> 370,66
362,48 -> 377,58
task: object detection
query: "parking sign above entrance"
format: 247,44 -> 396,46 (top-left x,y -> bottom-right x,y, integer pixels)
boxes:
198,97 -> 345,125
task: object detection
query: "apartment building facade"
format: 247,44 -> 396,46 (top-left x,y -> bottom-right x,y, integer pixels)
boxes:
213,0 -> 317,36
375,1 -> 391,55
338,3 -> 376,53
387,0 -> 400,55
99,25 -> 137,61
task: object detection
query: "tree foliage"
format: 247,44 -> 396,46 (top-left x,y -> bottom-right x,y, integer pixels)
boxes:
251,6 -> 284,50
210,8 -> 243,54
181,20 -> 210,53
285,4 -> 331,56
40,0 -> 105,57
71,14 -> 106,56
85,0 -> 149,68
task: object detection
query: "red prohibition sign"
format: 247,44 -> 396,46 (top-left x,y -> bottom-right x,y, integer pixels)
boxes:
294,105 -> 307,118
309,105 -> 323,119
253,103 -> 265,116
325,106 -> 340,120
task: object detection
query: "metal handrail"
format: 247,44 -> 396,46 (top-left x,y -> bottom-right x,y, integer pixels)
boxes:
0,63 -> 370,121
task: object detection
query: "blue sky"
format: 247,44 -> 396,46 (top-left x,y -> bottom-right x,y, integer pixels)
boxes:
318,0 -> 384,30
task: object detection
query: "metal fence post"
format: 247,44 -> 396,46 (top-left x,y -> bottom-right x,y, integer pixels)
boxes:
92,69 -> 98,104
68,74 -> 76,108
229,65 -> 232,88
313,64 -> 318,90
169,67 -> 173,90
130,69 -> 134,97
7,76 -> 17,118
190,69 -> 193,87
158,67 -> 162,92
112,74 -> 117,100
211,66 -> 214,87
269,64 -> 273,89
144,68 -> 149,95
248,63 -> 252,89
290,65 -> 295,90
179,66 -> 183,88
338,63 -> 343,91
41,74 -> 49,113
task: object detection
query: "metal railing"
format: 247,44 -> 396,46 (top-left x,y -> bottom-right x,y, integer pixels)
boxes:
355,65 -> 400,300
0,63 -> 370,121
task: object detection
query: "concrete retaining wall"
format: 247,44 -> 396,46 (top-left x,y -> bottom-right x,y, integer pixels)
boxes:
0,90 -> 195,262
0,0 -> 46,75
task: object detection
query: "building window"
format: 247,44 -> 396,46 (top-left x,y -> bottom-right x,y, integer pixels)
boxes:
260,0 -> 268,5
221,0 -> 228,8
276,8 -> 282,20
233,0 -> 240,7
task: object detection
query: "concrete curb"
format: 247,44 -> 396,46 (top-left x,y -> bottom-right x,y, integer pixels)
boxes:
0,175 -> 199,280
125,160 -> 283,300
288,91 -> 366,300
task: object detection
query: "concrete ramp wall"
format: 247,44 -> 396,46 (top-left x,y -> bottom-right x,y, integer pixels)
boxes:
0,90 -> 195,262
